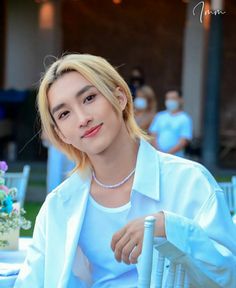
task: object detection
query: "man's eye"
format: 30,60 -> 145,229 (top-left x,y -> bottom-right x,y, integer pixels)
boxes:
58,111 -> 69,119
84,94 -> 96,104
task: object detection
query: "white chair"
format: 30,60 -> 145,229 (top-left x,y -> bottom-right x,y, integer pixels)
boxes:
138,216 -> 189,288
4,165 -> 31,208
219,176 -> 236,215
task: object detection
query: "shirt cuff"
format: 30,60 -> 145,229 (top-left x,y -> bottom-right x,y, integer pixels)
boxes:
153,210 -> 195,263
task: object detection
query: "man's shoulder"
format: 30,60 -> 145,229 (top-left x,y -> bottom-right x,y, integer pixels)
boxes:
157,152 -> 219,189
46,171 -> 86,204
158,110 -> 168,116
178,111 -> 192,121
157,151 -> 203,175
154,110 -> 169,120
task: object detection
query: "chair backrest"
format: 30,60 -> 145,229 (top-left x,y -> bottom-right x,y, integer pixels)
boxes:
219,176 -> 236,215
4,165 -> 31,207
138,216 -> 189,288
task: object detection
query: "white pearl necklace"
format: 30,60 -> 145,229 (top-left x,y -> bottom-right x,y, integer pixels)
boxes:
92,168 -> 135,189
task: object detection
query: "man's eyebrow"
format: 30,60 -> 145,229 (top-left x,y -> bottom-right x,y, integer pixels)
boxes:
51,85 -> 95,115
51,103 -> 65,116
76,85 -> 94,98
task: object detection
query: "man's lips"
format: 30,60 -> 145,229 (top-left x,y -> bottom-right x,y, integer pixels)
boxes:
82,123 -> 103,138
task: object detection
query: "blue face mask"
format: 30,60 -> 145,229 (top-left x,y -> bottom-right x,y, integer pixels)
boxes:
165,99 -> 179,112
134,97 -> 148,110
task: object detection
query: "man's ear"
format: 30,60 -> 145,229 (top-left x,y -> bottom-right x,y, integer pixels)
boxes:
54,126 -> 71,145
115,87 -> 128,111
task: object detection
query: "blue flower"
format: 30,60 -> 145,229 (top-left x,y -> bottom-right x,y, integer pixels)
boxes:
0,195 -> 13,213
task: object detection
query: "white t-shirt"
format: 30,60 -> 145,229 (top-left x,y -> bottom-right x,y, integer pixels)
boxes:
79,195 -> 137,287
149,110 -> 192,157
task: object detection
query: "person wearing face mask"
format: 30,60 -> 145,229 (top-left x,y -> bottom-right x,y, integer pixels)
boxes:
149,88 -> 192,157
134,85 -> 157,132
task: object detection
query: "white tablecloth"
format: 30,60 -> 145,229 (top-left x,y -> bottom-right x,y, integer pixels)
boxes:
0,238 -> 32,288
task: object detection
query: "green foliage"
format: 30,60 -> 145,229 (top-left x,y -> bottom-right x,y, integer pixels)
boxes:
20,202 -> 42,237
216,176 -> 231,182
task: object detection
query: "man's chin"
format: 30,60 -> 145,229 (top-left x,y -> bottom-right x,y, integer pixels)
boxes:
88,147 -> 107,157
85,143 -> 109,158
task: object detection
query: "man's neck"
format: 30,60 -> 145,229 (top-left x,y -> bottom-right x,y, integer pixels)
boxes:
170,109 -> 182,115
89,124 -> 139,185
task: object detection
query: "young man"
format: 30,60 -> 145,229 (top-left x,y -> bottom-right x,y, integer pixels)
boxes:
149,89 -> 192,157
15,54 -> 236,288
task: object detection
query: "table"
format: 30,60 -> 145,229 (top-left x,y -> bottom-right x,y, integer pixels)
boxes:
0,238 -> 32,288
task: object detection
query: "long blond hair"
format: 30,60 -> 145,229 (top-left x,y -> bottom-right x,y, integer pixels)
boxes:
38,54 -> 148,171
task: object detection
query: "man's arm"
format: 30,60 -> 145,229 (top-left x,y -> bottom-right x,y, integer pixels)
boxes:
167,138 -> 189,154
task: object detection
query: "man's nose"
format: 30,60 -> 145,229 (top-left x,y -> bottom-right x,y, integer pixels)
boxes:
76,109 -> 92,128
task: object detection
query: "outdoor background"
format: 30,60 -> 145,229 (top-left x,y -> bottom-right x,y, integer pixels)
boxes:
0,0 -> 235,236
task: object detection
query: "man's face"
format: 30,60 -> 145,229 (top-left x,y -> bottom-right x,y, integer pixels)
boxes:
165,91 -> 182,112
165,91 -> 181,102
48,71 -> 126,157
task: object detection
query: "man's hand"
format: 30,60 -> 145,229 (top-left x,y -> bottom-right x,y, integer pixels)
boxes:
111,212 -> 165,265
167,138 -> 189,154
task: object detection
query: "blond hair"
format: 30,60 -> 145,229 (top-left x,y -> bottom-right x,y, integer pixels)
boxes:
38,53 -> 148,171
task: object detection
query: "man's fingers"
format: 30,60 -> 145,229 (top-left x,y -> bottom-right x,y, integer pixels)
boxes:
111,217 -> 147,264
121,239 -> 138,264
111,228 -> 126,251
114,234 -> 131,262
130,243 -> 142,264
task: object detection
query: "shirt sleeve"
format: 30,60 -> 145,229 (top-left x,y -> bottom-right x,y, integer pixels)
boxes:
154,167 -> 236,287
179,114 -> 193,140
148,113 -> 159,134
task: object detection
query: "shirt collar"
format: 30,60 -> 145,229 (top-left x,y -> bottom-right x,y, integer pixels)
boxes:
57,167 -> 91,203
132,139 -> 160,201
58,139 -> 160,203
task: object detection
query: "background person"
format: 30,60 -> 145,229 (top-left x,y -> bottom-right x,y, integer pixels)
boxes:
134,85 -> 157,132
149,88 -> 192,157
15,54 -> 236,288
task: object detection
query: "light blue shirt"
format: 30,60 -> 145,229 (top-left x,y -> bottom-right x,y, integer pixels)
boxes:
149,110 -> 192,157
79,196 -> 137,287
14,139 -> 236,288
